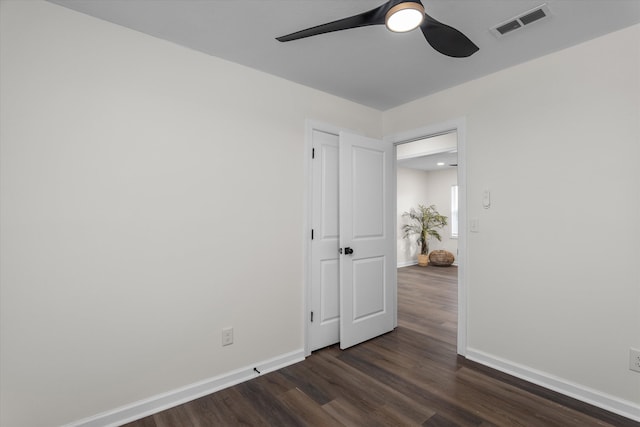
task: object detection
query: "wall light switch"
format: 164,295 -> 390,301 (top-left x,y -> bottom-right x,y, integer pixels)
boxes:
470,218 -> 479,233
630,348 -> 640,373
482,190 -> 491,209
222,327 -> 233,346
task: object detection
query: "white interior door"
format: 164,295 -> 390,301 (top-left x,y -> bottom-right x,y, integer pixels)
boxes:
338,131 -> 395,349
309,130 -> 340,351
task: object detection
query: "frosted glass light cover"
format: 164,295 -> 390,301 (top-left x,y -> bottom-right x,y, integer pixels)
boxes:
386,4 -> 425,33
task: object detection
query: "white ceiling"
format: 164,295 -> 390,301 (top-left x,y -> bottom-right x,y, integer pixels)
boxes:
397,132 -> 458,171
398,151 -> 458,171
48,0 -> 640,110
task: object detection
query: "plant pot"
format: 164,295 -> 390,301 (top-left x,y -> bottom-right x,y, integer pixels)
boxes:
417,254 -> 429,266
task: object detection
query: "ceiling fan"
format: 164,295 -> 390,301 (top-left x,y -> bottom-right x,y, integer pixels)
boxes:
276,0 -> 479,58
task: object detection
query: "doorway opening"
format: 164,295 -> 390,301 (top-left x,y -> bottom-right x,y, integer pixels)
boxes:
304,119 -> 467,356
395,131 -> 459,348
389,117 -> 467,355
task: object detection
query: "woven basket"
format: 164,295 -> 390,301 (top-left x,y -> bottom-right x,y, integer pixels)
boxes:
428,250 -> 455,267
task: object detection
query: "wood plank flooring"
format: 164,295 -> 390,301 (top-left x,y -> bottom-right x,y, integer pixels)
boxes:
124,265 -> 638,426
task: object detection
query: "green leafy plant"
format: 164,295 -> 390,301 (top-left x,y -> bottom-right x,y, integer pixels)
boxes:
402,204 -> 448,255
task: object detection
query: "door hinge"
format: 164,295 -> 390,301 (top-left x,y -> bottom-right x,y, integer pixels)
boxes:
310,311 -> 314,322
311,229 -> 314,240
312,148 -> 315,159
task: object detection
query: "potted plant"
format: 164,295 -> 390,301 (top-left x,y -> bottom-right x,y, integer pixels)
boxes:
402,204 -> 448,266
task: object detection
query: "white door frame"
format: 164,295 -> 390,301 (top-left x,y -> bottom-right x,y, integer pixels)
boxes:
304,118 -> 467,356
384,117 -> 468,356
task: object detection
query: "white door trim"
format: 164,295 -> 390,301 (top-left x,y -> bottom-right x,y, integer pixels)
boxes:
384,117 -> 469,356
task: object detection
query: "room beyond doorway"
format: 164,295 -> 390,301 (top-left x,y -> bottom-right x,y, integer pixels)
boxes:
389,117 -> 467,356
395,131 -> 459,350
396,132 -> 459,268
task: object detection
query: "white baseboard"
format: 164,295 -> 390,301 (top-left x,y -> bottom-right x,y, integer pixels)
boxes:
466,348 -> 640,422
397,260 -> 460,268
65,349 -> 305,427
397,260 -> 418,268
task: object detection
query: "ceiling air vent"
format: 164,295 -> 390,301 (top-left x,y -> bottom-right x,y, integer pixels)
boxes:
496,20 -> 521,35
490,4 -> 550,38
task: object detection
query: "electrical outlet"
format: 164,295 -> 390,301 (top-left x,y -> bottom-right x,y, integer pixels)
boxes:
222,327 -> 233,346
630,348 -> 640,373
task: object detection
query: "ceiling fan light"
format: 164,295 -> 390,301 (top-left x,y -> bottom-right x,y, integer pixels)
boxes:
385,2 -> 425,33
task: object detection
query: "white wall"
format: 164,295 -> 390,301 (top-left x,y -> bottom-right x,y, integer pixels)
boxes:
0,1 -> 382,426
396,167 -> 429,266
2,1 -> 639,424
422,168 -> 458,257
397,168 -> 458,266
385,23 -> 640,414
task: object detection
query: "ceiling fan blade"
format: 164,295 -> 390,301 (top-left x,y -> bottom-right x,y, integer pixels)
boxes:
420,13 -> 479,58
276,4 -> 388,42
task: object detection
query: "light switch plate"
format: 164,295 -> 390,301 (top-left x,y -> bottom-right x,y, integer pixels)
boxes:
482,190 -> 491,209
630,348 -> 640,373
222,327 -> 233,346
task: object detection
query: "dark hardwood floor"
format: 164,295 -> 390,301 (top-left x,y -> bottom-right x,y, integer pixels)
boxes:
124,265 -> 637,426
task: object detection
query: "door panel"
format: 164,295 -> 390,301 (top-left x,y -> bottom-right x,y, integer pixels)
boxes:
320,259 -> 339,323
339,132 -> 395,349
352,256 -> 385,321
352,147 -> 385,238
310,130 -> 340,351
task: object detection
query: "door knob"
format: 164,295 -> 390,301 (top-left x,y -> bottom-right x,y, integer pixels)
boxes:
344,247 -> 354,255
